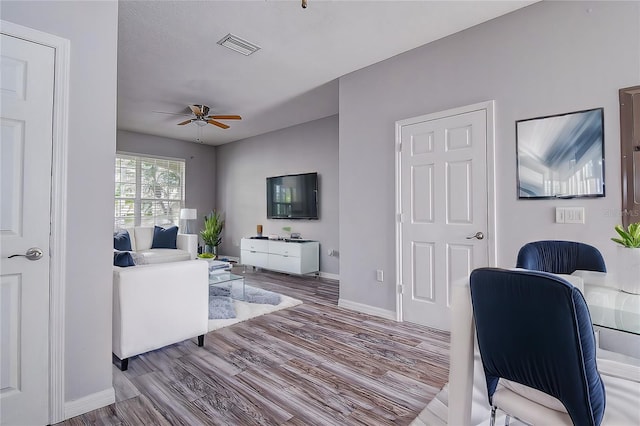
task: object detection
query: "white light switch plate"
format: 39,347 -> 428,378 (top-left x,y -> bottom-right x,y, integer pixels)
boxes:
565,207 -> 585,224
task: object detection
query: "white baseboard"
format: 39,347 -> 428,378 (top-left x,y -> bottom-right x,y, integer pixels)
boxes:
318,271 -> 339,281
338,298 -> 396,321
65,387 -> 115,420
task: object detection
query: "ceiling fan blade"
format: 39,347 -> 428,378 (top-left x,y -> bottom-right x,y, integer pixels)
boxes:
189,105 -> 202,116
177,119 -> 194,125
207,115 -> 242,120
207,120 -> 230,129
153,110 -> 192,117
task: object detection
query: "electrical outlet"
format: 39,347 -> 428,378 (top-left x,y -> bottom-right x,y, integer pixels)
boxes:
376,269 -> 384,282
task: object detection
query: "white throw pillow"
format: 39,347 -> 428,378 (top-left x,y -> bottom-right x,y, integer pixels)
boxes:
134,227 -> 154,251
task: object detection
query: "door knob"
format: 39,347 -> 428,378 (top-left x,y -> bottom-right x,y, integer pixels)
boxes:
8,247 -> 43,261
466,232 -> 484,240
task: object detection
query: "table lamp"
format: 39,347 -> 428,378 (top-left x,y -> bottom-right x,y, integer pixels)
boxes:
179,208 -> 197,234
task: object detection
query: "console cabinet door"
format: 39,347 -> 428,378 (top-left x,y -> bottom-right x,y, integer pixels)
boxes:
241,250 -> 268,268
268,254 -> 301,274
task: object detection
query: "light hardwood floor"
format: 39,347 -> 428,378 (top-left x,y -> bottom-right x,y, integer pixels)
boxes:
58,268 -> 450,425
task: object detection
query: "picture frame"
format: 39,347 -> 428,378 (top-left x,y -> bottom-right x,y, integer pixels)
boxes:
516,107 -> 605,199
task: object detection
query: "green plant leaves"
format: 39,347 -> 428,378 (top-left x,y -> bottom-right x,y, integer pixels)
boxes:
611,222 -> 640,248
200,210 -> 225,247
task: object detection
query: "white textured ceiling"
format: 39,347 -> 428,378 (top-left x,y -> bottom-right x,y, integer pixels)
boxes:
117,0 -> 535,146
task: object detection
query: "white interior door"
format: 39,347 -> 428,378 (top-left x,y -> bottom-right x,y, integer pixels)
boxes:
1,33 -> 55,425
398,105 -> 492,331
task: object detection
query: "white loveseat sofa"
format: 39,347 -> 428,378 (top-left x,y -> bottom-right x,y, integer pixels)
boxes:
123,226 -> 198,263
112,226 -> 205,371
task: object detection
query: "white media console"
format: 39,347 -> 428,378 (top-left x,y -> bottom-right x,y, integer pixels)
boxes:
240,238 -> 319,275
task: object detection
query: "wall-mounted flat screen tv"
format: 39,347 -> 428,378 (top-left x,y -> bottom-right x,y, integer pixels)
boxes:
516,107 -> 605,199
267,172 -> 319,219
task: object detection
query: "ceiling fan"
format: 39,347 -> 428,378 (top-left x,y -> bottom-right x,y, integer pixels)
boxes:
163,105 -> 241,129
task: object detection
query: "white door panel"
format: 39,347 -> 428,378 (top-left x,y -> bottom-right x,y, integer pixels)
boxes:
399,108 -> 490,331
1,33 -> 54,425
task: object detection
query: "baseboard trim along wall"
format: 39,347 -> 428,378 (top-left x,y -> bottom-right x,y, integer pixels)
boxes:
338,298 -> 396,321
64,387 -> 115,420
319,271 -> 339,281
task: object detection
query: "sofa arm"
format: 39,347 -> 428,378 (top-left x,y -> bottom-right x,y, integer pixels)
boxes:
112,260 -> 208,360
177,233 -> 198,259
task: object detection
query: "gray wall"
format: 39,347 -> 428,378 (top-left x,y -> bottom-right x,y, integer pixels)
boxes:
1,0 -> 118,404
339,1 -> 640,311
117,130 -> 218,234
216,115 -> 340,276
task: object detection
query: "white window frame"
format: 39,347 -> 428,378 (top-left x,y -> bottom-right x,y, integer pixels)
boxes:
115,152 -> 185,229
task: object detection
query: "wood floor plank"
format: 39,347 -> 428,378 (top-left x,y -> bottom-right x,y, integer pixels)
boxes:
56,269 -> 450,426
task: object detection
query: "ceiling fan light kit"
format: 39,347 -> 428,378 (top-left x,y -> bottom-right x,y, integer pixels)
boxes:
172,104 -> 241,130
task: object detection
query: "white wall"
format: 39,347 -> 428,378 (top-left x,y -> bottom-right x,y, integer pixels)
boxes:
339,1 -> 640,311
1,0 -> 118,406
117,130 -> 218,234
216,115 -> 340,276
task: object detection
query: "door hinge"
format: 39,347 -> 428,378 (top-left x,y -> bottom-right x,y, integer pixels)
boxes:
397,213 -> 404,223
397,284 -> 403,294
397,141 -> 402,152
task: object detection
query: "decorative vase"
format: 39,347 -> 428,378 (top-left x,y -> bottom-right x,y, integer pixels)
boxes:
615,246 -> 640,294
204,244 -> 213,254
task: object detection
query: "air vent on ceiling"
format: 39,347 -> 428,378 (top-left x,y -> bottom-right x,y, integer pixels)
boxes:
217,33 -> 261,56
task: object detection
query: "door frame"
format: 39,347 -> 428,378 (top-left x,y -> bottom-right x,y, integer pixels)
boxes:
394,101 -> 497,322
2,20 -> 70,423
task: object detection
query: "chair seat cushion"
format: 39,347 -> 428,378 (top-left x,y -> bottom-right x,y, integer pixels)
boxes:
500,379 -> 567,412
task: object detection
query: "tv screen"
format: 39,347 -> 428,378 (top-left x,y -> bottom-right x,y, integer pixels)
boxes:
267,172 -> 318,219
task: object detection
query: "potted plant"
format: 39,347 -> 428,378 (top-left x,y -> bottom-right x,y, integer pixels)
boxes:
200,210 -> 224,256
611,222 -> 640,294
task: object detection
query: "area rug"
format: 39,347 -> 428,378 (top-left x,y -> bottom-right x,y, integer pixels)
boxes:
208,284 -> 302,332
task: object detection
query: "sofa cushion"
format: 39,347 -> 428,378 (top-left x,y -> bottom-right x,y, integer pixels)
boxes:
114,250 -> 135,267
114,230 -> 132,251
151,226 -> 178,249
133,227 -> 154,251
137,248 -> 191,264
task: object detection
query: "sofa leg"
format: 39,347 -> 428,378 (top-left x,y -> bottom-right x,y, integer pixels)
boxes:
112,354 -> 129,371
198,334 -> 204,347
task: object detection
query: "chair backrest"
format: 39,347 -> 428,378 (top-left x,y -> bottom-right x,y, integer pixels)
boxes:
470,268 -> 605,426
515,240 -> 606,274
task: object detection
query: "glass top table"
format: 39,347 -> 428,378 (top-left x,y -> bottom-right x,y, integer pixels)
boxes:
571,270 -> 640,335
209,271 -> 246,301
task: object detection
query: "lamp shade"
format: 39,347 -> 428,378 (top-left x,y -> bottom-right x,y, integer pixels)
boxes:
180,208 -> 197,220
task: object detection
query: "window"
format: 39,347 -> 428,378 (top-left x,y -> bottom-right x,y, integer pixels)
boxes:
114,153 -> 185,229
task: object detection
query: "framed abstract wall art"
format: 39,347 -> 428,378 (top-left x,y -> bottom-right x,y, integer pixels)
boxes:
516,108 -> 605,199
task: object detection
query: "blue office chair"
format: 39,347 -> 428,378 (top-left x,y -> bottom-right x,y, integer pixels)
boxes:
516,240 -> 606,274
470,268 -> 606,426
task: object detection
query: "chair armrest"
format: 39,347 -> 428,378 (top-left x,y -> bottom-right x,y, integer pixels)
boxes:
177,233 -> 198,259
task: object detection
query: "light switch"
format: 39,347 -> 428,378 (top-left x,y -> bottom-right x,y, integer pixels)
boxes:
555,207 -> 565,223
565,207 -> 585,224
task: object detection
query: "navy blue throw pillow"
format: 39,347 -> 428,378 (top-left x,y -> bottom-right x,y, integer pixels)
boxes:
114,230 -> 132,251
114,250 -> 135,267
151,225 -> 178,249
